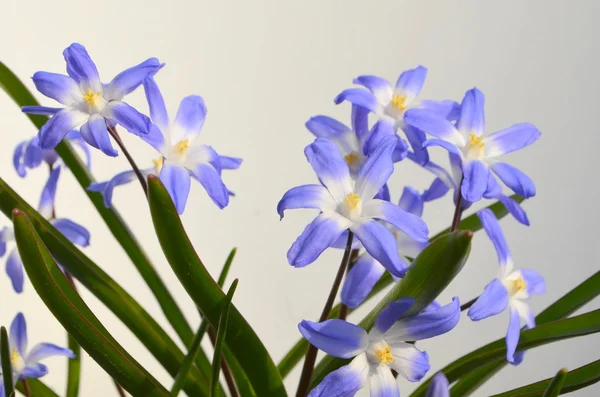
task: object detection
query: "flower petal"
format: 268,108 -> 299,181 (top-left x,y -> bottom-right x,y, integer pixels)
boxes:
372,297 -> 414,336
353,75 -> 393,105
402,124 -> 429,165
219,155 -> 242,170
419,100 -> 461,121
189,162 -> 230,209
38,166 -> 61,219
10,312 -> 27,355
457,88 -> 485,137
506,306 -> 521,362
104,101 -> 152,136
369,366 -> 399,397
308,354 -> 369,397
461,160 -> 489,202
477,208 -> 512,268
171,95 -> 207,143
520,268 -> 546,296
31,72 -> 81,107
80,114 -> 118,157
404,109 -> 464,146
490,162 -> 536,198
304,138 -> 352,202
287,213 -> 351,267
13,141 -> 29,177
63,43 -> 102,91
355,136 -> 397,200
398,187 -> 424,217
26,342 -> 75,364
395,66 -> 428,105
341,254 -> 386,309
277,184 -> 336,219
6,247 -> 24,293
306,116 -> 351,139
299,319 -> 368,359
361,199 -> 428,242
422,139 -> 464,158
350,220 -> 406,278
52,219 -> 91,247
21,363 -> 49,379
386,297 -> 460,341
484,123 -> 541,158
483,172 -> 502,199
160,163 -> 191,214
467,279 -> 509,321
426,372 -> 450,397
38,108 -> 88,150
389,342 -> 430,382
363,120 -> 395,158
498,194 -> 530,226
87,170 -> 138,208
143,77 -> 169,131
334,88 -> 382,114
421,178 -> 450,202
21,106 -> 62,115
511,300 -> 536,329
105,58 -> 163,101
351,105 -> 370,140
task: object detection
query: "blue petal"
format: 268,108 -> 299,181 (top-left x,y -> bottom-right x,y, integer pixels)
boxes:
24,139 -> 44,169
160,164 -> 191,214
52,219 -> 91,247
351,105 -> 369,140
0,228 -> 7,256
419,100 -> 461,121
38,166 -> 61,219
304,138 -> 352,201
277,184 -> 333,219
143,77 -> 169,130
6,248 -> 24,293
355,135 -> 397,200
287,213 -> 350,267
521,269 -> 545,296
334,88 -> 381,114
21,363 -> 48,379
395,66 -> 427,104
298,319 -> 367,359
306,116 -> 351,139
106,101 -> 152,136
421,178 -> 450,202
173,95 -> 207,140
388,297 -> 460,341
190,162 -> 230,209
457,88 -> 485,136
477,209 -> 512,267
392,137 -> 409,162
31,72 -> 80,106
389,343 -> 430,382
21,106 -> 62,115
80,114 -> 118,157
105,58 -> 163,100
402,124 -> 429,165
140,124 -> 166,152
511,350 -> 526,366
404,109 -> 463,144
219,155 -> 243,170
363,120 -> 395,158
13,141 -> 28,177
341,254 -> 385,309
308,356 -> 368,397
374,184 -> 391,202
351,220 -> 406,278
87,170 -> 137,208
353,75 -> 392,103
483,172 -> 502,199
498,195 -> 530,226
484,123 -> 541,158
369,366 -> 400,397
38,109 -> 88,150
426,372 -> 450,397
461,160 -> 489,202
362,199 -> 429,242
506,306 -> 521,362
422,139 -> 463,158
66,130 -> 92,169
398,187 -> 424,217
491,162 -> 536,198
373,297 -> 414,335
63,43 -> 101,90
10,312 -> 27,355
26,342 -> 75,364
468,279 -> 509,321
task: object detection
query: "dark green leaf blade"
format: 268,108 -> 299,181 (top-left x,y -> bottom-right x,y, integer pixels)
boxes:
542,368 -> 568,397
16,379 -> 59,397
311,230 -> 473,387
1,326 -> 14,397
147,175 -> 287,397
66,333 -> 81,397
13,210 -> 170,396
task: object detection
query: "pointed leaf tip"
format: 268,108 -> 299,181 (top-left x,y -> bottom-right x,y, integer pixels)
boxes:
12,208 -> 23,217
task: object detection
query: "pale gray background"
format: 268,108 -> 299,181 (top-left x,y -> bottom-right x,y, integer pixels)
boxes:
0,1 -> 599,396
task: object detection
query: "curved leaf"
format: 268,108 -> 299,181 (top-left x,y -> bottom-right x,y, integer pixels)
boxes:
311,230 -> 473,387
13,210 -> 169,396
16,379 -> 59,397
147,175 -> 287,397
541,368 -> 568,397
1,326 -> 14,397
66,333 -> 81,397
211,280 -> 239,397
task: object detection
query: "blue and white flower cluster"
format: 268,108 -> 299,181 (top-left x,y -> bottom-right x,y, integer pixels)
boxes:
279,67 -> 544,395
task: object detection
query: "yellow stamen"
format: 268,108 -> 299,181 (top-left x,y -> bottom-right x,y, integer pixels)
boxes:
375,345 -> 394,365
82,88 -> 101,105
344,152 -> 360,167
176,139 -> 191,154
511,277 -> 527,294
391,94 -> 408,110
11,348 -> 24,369
152,156 -> 164,172
343,193 -> 361,211
469,132 -> 485,149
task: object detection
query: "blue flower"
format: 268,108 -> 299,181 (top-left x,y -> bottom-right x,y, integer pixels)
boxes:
404,88 -> 541,202
300,297 -> 460,397
426,372 -> 449,397
88,77 -> 241,214
13,130 -> 91,178
23,43 -> 162,156
334,66 -> 459,165
0,166 -> 90,293
467,209 -> 545,362
341,186 -> 431,308
278,137 -> 429,275
0,313 -> 74,390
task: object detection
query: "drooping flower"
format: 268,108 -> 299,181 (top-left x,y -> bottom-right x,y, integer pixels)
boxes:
23,43 -> 162,156
300,297 -> 460,397
13,130 -> 91,178
0,313 -> 74,389
0,166 -> 90,292
467,209 -> 545,362
426,372 -> 450,397
404,88 -> 541,202
278,137 -> 429,277
334,66 -> 459,164
341,186 -> 431,308
88,77 -> 241,214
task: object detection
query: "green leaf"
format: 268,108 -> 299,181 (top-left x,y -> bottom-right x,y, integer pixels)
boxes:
66,333 -> 81,397
412,309 -> 600,397
489,361 -> 600,397
1,326 -> 14,397
0,60 -> 195,356
446,270 -> 600,397
210,280 -> 239,397
0,180 -> 207,397
541,368 -> 568,397
16,379 -> 59,397
311,230 -> 473,387
278,196 -> 519,379
13,211 -> 170,396
147,176 -> 287,397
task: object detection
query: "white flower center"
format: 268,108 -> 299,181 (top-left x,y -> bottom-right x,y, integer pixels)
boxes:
464,132 -> 485,159
339,193 -> 362,219
165,138 -> 192,163
81,88 -> 107,114
504,276 -> 527,297
367,340 -> 394,366
11,348 -> 25,371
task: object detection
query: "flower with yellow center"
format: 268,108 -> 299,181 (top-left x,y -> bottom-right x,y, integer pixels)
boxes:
82,88 -> 101,106
344,152 -> 360,168
391,94 -> 408,111
11,348 -> 25,371
374,344 -> 395,366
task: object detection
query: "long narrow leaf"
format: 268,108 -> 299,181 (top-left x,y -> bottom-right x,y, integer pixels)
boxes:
65,333 -> 81,397
147,175 -> 287,397
16,379 -> 59,397
1,326 -> 14,397
0,178 -> 209,396
542,368 -> 568,397
311,230 -> 473,387
13,211 -> 170,396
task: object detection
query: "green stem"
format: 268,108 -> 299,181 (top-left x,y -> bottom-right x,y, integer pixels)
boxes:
171,320 -> 210,396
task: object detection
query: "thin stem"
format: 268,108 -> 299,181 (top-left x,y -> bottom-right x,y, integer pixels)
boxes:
113,381 -> 127,397
107,125 -> 148,196
338,249 -> 360,321
450,181 -> 464,232
296,231 -> 355,397
22,379 -> 30,397
208,328 -> 239,397
460,297 -> 478,312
